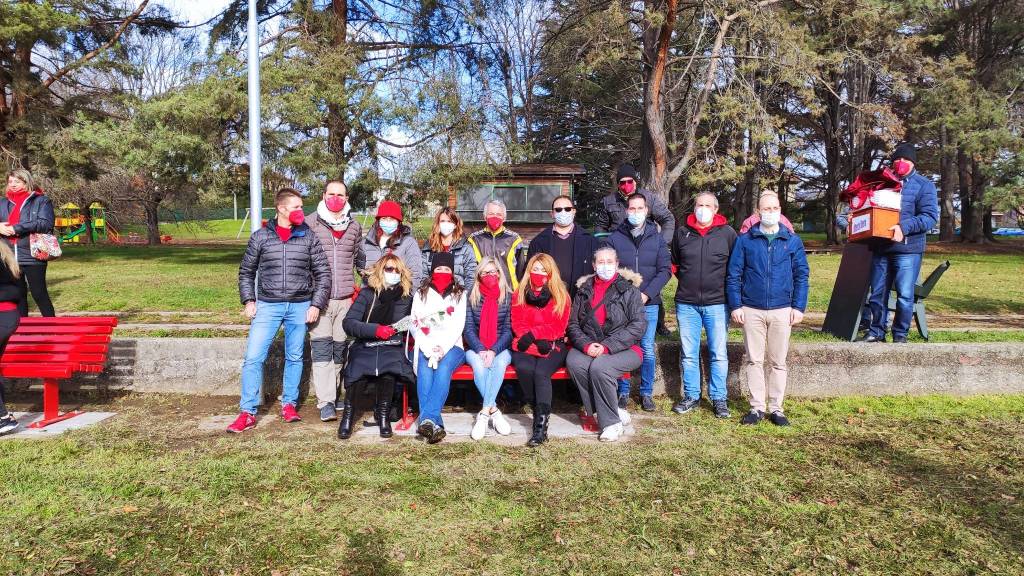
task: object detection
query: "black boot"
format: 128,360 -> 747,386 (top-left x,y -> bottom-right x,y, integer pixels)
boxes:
376,401 -> 393,438
526,403 -> 550,447
337,399 -> 355,439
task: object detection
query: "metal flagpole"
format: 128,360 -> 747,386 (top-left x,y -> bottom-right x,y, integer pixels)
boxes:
247,0 -> 262,234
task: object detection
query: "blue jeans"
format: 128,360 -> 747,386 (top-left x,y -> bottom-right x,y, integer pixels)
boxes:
868,252 -> 922,340
676,303 -> 729,401
239,300 -> 311,414
416,347 -> 466,427
464,349 -> 512,409
618,305 -> 659,397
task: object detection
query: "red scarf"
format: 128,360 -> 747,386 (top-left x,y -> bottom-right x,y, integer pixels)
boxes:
478,280 -> 500,349
590,274 -> 616,325
6,190 -> 29,245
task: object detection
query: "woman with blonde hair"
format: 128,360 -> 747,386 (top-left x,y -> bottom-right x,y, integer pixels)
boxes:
340,253 -> 415,439
510,253 -> 571,447
0,169 -> 55,317
421,206 -> 477,290
0,241 -> 22,435
463,257 -> 513,440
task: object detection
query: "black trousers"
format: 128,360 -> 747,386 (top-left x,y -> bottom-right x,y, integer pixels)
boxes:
0,308 -> 20,417
512,346 -> 569,409
18,265 -> 55,317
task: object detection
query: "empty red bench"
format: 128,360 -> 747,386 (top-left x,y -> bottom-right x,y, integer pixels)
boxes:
1,316 -> 117,429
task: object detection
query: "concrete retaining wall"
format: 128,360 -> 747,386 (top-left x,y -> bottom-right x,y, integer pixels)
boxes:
62,338 -> 1024,400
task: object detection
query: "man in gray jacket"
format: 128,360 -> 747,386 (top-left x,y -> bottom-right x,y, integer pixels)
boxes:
307,180 -> 363,422
228,188 -> 331,433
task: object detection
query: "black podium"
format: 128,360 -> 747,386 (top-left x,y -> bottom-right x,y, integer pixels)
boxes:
822,243 -> 873,341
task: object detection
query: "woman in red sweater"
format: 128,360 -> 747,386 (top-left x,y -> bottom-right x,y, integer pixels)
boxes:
510,253 -> 570,447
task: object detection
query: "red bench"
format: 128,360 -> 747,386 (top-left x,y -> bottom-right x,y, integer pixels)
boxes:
1,316 -> 117,429
394,363 -> 623,433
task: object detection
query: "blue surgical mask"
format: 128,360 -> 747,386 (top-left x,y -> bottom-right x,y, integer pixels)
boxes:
554,211 -> 574,227
384,271 -> 401,286
595,264 -> 617,281
627,211 -> 647,227
379,219 -> 398,235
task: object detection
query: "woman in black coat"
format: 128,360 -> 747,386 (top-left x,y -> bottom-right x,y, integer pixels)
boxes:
339,253 -> 415,439
0,240 -> 24,435
0,169 -> 55,317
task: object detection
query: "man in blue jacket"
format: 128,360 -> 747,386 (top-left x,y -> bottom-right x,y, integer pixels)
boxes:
862,143 -> 939,343
726,191 -> 809,426
607,193 -> 671,411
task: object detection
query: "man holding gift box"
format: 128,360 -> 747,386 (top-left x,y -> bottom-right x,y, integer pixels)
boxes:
861,143 -> 939,344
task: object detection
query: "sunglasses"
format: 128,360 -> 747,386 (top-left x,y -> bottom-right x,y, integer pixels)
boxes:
383,266 -> 398,273
552,206 -> 575,213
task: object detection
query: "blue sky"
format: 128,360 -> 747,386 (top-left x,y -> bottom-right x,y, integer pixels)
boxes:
159,0 -> 232,26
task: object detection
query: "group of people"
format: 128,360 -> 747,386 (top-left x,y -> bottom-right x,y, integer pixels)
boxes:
230,145 -> 931,444
0,169 -> 58,436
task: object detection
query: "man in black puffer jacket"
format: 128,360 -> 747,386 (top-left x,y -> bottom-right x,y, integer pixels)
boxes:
228,188 -> 331,433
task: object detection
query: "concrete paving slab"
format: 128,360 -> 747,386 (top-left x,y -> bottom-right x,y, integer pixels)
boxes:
199,412 -> 637,444
0,411 -> 116,440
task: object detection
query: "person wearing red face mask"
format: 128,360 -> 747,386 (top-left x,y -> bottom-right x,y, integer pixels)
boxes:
230,188 -> 332,433
306,180 -> 363,423
467,199 -> 523,290
410,251 -> 467,444
861,142 -> 939,344
462,257 -> 514,440
510,253 -> 571,447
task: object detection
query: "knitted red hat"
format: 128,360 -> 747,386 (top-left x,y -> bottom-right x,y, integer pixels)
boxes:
376,200 -> 403,221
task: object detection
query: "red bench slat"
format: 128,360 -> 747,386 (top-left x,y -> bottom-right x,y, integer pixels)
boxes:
0,364 -> 74,379
14,325 -> 114,335
9,334 -> 111,344
451,365 -> 571,380
18,316 -> 118,327
5,343 -> 109,354
2,352 -> 108,364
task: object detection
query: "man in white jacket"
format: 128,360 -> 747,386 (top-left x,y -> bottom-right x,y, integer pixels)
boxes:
410,252 -> 467,443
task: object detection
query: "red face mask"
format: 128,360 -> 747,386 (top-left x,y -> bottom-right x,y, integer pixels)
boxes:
480,275 -> 499,290
325,196 -> 345,212
288,209 -> 305,226
893,159 -> 913,178
431,272 -> 453,293
486,216 -> 504,231
618,180 -> 636,196
529,272 -> 548,289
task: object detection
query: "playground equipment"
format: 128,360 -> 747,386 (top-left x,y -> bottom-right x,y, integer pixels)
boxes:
55,202 -> 108,243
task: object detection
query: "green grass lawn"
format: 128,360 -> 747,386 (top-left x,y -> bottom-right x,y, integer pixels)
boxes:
1,393 -> 1022,574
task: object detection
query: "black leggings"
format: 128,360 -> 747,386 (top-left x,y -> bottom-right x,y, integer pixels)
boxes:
18,265 -> 54,317
0,308 -> 20,417
512,346 -> 569,409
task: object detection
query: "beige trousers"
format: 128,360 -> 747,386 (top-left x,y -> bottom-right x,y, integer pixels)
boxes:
308,298 -> 352,408
740,306 -> 792,414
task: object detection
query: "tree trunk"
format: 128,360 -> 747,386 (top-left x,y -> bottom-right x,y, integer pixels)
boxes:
938,125 -> 956,241
638,0 -> 677,203
325,0 -> 350,177
822,85 -> 842,245
965,158 -> 986,243
957,145 -> 971,241
144,201 -> 161,245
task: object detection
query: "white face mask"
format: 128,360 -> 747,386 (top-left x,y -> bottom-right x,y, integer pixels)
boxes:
760,211 -> 781,227
595,263 -> 617,281
384,271 -> 401,286
695,206 -> 714,225
438,221 -> 456,236
554,210 -> 574,227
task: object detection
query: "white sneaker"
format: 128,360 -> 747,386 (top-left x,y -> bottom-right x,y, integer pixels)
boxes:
617,408 -> 632,427
599,423 -> 622,442
490,409 -> 511,435
470,411 -> 490,440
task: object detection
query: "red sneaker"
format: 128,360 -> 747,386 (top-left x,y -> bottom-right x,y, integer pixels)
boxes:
282,404 -> 302,423
226,412 -> 256,433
